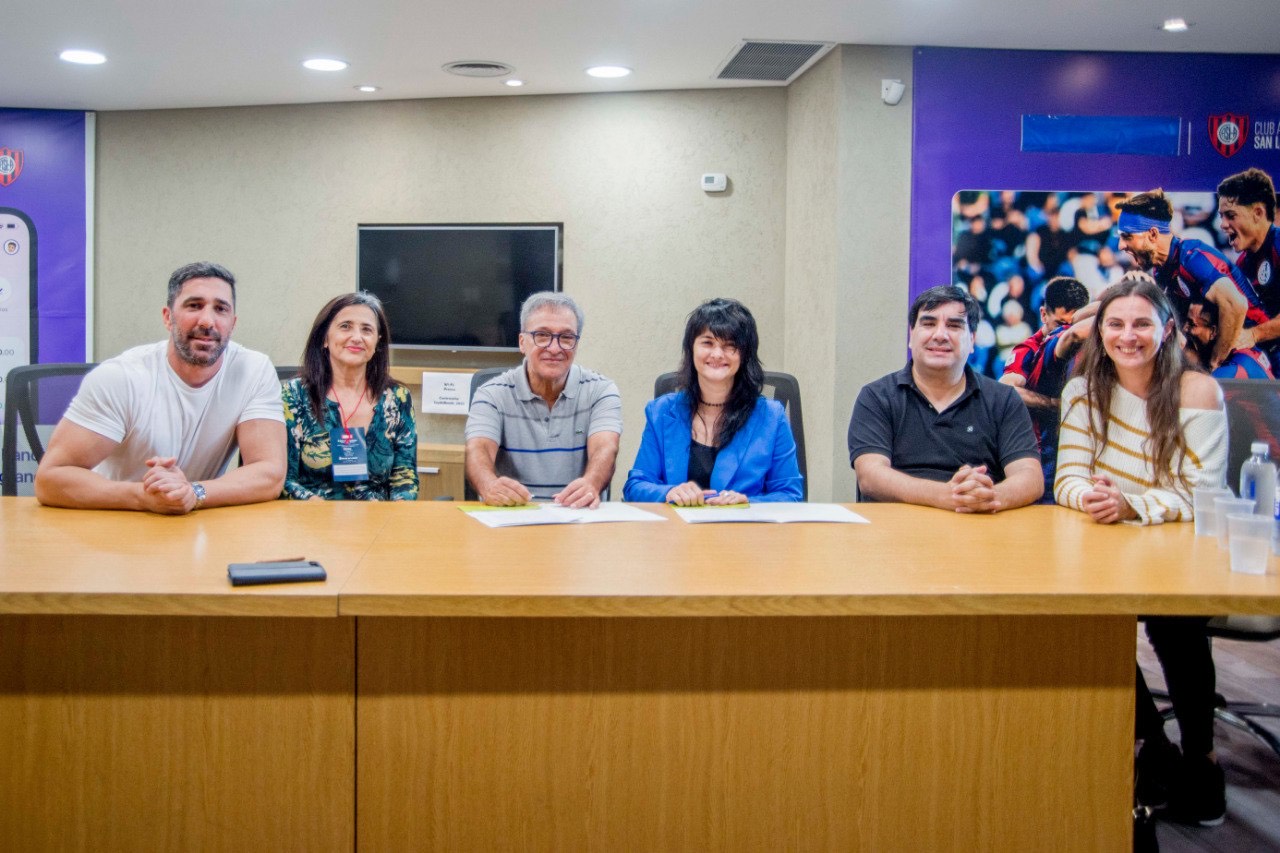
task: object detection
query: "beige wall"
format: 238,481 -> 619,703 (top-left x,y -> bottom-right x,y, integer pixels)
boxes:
834,46 -> 915,501
95,88 -> 788,493
784,50 -> 841,500
93,44 -> 913,500
785,45 -> 913,501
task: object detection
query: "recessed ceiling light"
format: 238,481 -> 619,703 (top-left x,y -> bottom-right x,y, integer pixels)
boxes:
1161,18 -> 1190,32
303,58 -> 348,72
504,79 -> 525,87
586,65 -> 631,79
355,85 -> 380,93
60,49 -> 106,65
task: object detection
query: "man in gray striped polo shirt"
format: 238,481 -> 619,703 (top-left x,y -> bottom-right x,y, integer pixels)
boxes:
465,292 -> 622,507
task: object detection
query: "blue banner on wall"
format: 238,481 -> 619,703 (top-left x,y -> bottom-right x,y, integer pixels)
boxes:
1021,115 -> 1182,156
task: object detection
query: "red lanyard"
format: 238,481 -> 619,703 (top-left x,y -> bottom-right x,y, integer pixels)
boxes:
334,387 -> 367,442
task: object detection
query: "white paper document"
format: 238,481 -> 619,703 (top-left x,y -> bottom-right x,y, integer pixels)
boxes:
421,371 -> 473,414
673,503 -> 869,524
461,503 -> 669,528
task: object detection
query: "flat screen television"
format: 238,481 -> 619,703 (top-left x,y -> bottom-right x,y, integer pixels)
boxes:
358,223 -> 563,352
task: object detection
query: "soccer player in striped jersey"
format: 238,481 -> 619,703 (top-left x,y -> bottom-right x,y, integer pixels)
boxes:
1183,301 -> 1274,379
1117,189 -> 1266,370
1217,168 -> 1280,370
1000,276 -> 1092,498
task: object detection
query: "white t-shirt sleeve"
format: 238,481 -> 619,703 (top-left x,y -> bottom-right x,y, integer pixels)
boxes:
238,355 -> 286,424
62,361 -> 133,443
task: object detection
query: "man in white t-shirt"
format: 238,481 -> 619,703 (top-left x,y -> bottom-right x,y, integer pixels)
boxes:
35,262 -> 286,514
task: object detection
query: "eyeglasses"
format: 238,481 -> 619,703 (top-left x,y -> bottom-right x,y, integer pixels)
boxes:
524,330 -> 580,351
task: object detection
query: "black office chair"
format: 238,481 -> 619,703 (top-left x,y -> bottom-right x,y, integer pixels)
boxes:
462,368 -> 509,500
3,362 -> 97,496
653,370 -> 808,500
1153,379 -> 1280,757
469,367 -> 507,405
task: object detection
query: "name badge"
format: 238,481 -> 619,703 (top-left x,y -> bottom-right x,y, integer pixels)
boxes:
330,427 -> 370,482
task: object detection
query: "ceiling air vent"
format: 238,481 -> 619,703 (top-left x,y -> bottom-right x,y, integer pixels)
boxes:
714,41 -> 834,83
443,60 -> 515,78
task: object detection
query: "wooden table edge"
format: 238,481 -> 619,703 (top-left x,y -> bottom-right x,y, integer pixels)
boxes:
336,592 -> 1280,618
0,592 -> 342,617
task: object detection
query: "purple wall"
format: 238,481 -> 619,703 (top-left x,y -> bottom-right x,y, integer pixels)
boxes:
910,47 -> 1280,299
0,108 -> 89,362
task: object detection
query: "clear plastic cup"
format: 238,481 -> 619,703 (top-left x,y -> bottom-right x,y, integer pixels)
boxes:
1193,487 -> 1234,537
1227,514 -> 1273,575
1215,497 -> 1257,549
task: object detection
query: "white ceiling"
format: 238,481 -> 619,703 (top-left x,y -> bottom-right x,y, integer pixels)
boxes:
6,0 -> 1279,112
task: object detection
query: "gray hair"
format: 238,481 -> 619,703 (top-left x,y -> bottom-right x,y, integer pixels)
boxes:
168,261 -> 236,308
520,291 -> 584,334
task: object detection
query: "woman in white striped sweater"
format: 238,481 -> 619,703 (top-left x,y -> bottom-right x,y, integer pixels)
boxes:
1054,273 -> 1229,827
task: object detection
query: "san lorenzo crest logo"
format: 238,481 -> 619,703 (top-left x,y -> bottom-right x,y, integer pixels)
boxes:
1208,114 -> 1249,158
0,147 -> 22,187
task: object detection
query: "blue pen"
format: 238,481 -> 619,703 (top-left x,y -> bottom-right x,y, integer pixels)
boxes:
667,490 -> 722,505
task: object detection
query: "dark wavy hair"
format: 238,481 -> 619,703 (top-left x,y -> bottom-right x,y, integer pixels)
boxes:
298,292 -> 397,420
676,298 -> 764,449
1217,167 -> 1276,221
1074,273 -> 1191,488
1117,189 -> 1174,224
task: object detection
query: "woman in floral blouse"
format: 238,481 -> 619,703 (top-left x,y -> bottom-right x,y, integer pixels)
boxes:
281,292 -> 418,500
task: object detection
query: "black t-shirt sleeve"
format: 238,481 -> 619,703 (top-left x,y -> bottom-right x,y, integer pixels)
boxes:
848,380 -> 894,466
993,381 -> 1041,468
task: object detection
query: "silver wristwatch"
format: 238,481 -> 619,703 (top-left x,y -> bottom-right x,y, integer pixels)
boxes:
191,482 -> 207,510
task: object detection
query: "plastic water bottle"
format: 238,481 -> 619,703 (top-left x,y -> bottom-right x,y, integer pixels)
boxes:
1239,441 -> 1277,517
1274,483 -> 1280,555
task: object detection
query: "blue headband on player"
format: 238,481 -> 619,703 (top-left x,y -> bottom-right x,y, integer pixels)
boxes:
1117,211 -> 1171,234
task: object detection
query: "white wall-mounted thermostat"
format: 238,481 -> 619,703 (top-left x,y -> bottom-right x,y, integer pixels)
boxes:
702,173 -> 728,193
881,79 -> 906,106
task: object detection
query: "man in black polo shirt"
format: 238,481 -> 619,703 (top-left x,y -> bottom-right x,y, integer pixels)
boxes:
849,285 -> 1042,511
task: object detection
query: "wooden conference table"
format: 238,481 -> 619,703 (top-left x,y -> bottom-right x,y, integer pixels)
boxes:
3,498 -> 1280,851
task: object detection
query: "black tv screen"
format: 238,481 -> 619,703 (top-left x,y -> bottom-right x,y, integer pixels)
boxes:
358,223 -> 563,351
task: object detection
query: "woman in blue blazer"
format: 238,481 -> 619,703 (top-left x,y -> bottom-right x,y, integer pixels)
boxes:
623,299 -> 803,504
